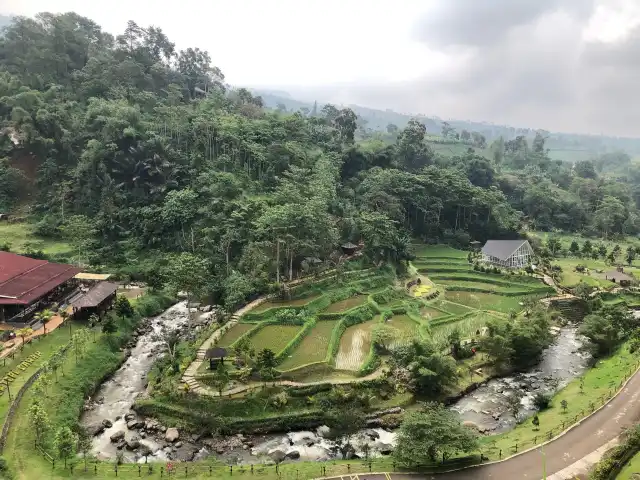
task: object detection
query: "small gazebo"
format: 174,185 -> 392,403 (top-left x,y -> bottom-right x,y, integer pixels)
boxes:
470,240 -> 482,251
205,347 -> 228,370
341,242 -> 358,256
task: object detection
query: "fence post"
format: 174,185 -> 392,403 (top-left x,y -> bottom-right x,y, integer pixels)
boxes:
251,464 -> 253,474
160,466 -> 163,477
185,466 -> 188,477
514,443 -> 518,453
230,465 -> 233,475
548,430 -> 552,440
499,449 -> 502,459
95,464 -> 97,475
533,436 -> 537,444
347,464 -> 350,472
210,465 -> 213,476
139,465 -> 141,477
115,465 -> 118,477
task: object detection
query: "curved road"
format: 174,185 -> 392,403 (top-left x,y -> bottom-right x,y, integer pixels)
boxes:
325,365 -> 640,480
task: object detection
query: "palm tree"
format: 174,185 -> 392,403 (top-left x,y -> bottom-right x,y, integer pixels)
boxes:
34,309 -> 53,335
16,327 -> 33,350
60,310 -> 71,337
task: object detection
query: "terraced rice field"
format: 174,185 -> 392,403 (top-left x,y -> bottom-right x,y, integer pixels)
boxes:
251,294 -> 322,313
420,307 -> 449,320
335,317 -> 379,370
435,279 -> 546,294
444,291 -> 527,313
386,315 -> 420,346
248,325 -> 302,354
431,312 -> 493,350
429,299 -> 474,316
278,320 -> 338,370
324,295 -> 368,313
216,323 -> 256,347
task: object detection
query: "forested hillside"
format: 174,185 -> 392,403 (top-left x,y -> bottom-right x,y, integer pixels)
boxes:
1,13 -> 640,307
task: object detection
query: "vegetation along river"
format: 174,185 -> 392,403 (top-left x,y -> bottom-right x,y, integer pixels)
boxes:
81,303 -> 589,464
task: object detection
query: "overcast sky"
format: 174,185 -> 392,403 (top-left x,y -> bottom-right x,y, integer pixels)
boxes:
3,0 -> 640,136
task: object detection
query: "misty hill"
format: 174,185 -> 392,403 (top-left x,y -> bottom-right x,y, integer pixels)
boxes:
254,89 -> 640,161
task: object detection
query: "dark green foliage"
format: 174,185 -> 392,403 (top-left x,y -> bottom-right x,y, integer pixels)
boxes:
533,393 -> 551,410
480,307 -> 553,370
394,403 -> 478,466
579,304 -> 635,357
390,340 -> 457,396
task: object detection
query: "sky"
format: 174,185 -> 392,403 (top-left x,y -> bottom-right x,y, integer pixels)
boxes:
2,0 -> 640,136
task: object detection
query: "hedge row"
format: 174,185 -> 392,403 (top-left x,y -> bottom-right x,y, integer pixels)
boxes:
275,317 -> 317,364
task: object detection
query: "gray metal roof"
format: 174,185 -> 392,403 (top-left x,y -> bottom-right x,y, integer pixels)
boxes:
481,240 -> 530,261
605,270 -> 633,282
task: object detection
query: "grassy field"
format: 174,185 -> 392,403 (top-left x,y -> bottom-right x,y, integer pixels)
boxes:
412,244 -> 468,259
617,451 -> 640,479
335,317 -> 379,370
551,257 -> 635,288
216,323 -> 255,347
0,222 -> 73,256
481,343 -> 639,460
323,295 -> 368,313
278,320 -> 338,370
250,294 -> 322,313
248,325 -> 301,354
444,291 -> 527,313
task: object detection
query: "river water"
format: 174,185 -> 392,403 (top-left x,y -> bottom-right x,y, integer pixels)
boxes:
81,302 -> 191,461
81,301 -> 589,463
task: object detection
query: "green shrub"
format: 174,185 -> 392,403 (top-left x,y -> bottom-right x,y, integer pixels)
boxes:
533,393 -> 552,410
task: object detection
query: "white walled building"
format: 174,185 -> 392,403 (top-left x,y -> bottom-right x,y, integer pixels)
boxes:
481,240 -> 534,269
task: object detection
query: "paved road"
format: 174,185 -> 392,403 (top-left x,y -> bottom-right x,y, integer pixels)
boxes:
324,365 -> 640,480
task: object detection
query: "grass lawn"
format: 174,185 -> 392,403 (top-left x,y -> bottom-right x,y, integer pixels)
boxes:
481,343 -> 639,460
444,291 -> 528,313
0,222 -> 73,256
412,244 -> 468,259
0,327 -> 71,427
335,317 -> 379,370
617,451 -> 640,479
216,323 -> 256,347
250,294 -> 322,313
278,320 -> 338,370
323,295 -> 368,313
248,325 -> 301,355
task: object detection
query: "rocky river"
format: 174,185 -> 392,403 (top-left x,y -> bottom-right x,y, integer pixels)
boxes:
81,302 -> 590,464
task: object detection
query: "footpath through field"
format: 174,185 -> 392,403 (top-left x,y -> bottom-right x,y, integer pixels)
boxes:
321,363 -> 640,480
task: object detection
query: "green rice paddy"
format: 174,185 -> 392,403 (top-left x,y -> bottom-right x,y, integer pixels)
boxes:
248,325 -> 302,354
323,295 -> 368,313
216,323 -> 255,347
251,294 -> 322,313
278,320 -> 338,370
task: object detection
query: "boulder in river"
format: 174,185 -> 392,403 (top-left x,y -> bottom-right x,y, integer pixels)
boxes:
285,450 -> 300,460
126,437 -> 141,450
165,428 -> 180,442
125,413 -> 136,421
127,420 -> 143,429
87,423 -> 105,437
102,419 -> 113,428
269,450 -> 287,463
110,430 -> 125,443
316,425 -> 331,438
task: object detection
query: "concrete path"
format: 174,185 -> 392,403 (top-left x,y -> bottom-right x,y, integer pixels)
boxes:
322,363 -> 640,480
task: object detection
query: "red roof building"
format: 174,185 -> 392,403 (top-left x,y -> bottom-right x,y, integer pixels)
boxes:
0,252 -> 81,307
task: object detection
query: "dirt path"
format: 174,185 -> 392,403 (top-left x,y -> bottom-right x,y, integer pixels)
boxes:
322,363 -> 640,480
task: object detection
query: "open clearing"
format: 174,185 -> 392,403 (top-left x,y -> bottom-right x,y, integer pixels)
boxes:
278,320 -> 338,370
335,317 -> 379,370
249,325 -> 302,354
216,323 -> 255,347
444,291 -> 527,313
251,294 -> 322,313
0,222 -> 73,257
323,295 -> 368,313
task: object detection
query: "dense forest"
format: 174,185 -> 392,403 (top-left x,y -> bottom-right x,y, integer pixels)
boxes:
1,13 -> 640,308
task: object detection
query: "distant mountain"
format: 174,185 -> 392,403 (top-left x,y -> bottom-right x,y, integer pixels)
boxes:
253,89 -> 640,160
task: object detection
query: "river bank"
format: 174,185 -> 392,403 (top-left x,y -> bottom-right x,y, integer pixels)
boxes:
78,295 -> 591,465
